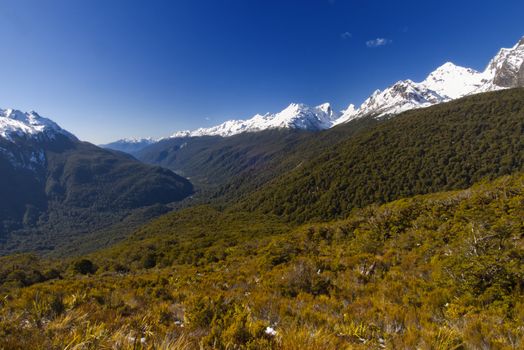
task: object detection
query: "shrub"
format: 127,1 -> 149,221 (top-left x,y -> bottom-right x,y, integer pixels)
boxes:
72,259 -> 97,275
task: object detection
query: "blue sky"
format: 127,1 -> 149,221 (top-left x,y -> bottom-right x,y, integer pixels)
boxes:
0,0 -> 523,143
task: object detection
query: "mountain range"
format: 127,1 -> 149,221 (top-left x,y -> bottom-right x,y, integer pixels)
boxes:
1,37 -> 523,256
104,37 -> 524,153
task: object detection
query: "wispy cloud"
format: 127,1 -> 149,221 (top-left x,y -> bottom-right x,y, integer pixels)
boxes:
340,32 -> 352,40
366,38 -> 392,48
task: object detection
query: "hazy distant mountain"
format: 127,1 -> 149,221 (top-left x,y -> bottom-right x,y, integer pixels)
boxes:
102,103 -> 342,154
100,137 -> 156,155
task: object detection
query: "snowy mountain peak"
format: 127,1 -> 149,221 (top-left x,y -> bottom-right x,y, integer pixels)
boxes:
120,137 -> 155,144
315,102 -> 332,114
279,102 -> 308,117
342,37 -> 524,120
484,38 -> 524,88
426,61 -> 479,80
436,61 -> 459,70
0,108 -> 76,142
168,102 -> 341,139
332,104 -> 357,125
422,62 -> 484,99
100,137 -> 156,154
351,79 -> 445,119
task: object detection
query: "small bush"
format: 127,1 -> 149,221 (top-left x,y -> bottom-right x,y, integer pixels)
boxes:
72,259 -> 97,275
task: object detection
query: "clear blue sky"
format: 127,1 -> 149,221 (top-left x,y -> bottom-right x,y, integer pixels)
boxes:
0,0 -> 523,143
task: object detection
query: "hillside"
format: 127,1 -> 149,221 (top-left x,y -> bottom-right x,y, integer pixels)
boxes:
0,130 -> 193,255
242,88 -> 524,223
0,172 -> 522,349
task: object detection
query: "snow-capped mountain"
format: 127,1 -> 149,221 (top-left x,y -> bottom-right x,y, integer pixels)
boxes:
345,37 -> 524,120
422,62 -> 486,99
0,107 -> 193,252
313,61 -> 489,125
0,109 -> 77,170
341,79 -> 448,122
171,102 -> 340,138
343,62 -> 488,120
485,37 -> 524,89
0,108 -> 76,142
101,137 -> 156,154
169,37 -> 524,136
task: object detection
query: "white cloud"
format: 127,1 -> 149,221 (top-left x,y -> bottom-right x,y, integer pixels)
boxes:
341,32 -> 352,40
366,38 -> 392,48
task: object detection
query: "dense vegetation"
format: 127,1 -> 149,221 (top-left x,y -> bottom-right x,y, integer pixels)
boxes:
0,135 -> 193,255
0,172 -> 522,349
243,88 -> 524,223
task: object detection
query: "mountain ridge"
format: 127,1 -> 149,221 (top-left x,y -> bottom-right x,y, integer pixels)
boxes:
103,37 -> 524,152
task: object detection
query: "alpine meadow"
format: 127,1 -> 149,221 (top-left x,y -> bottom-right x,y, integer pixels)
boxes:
0,1 -> 523,349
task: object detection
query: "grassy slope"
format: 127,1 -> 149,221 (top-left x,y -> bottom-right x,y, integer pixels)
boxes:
0,172 -> 522,349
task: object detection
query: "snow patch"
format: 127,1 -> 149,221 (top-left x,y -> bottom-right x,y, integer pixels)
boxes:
265,326 -> 277,336
0,109 -> 75,142
169,103 -> 341,138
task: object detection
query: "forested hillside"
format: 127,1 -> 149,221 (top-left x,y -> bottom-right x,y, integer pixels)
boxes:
0,135 -> 193,255
243,88 -> 524,223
